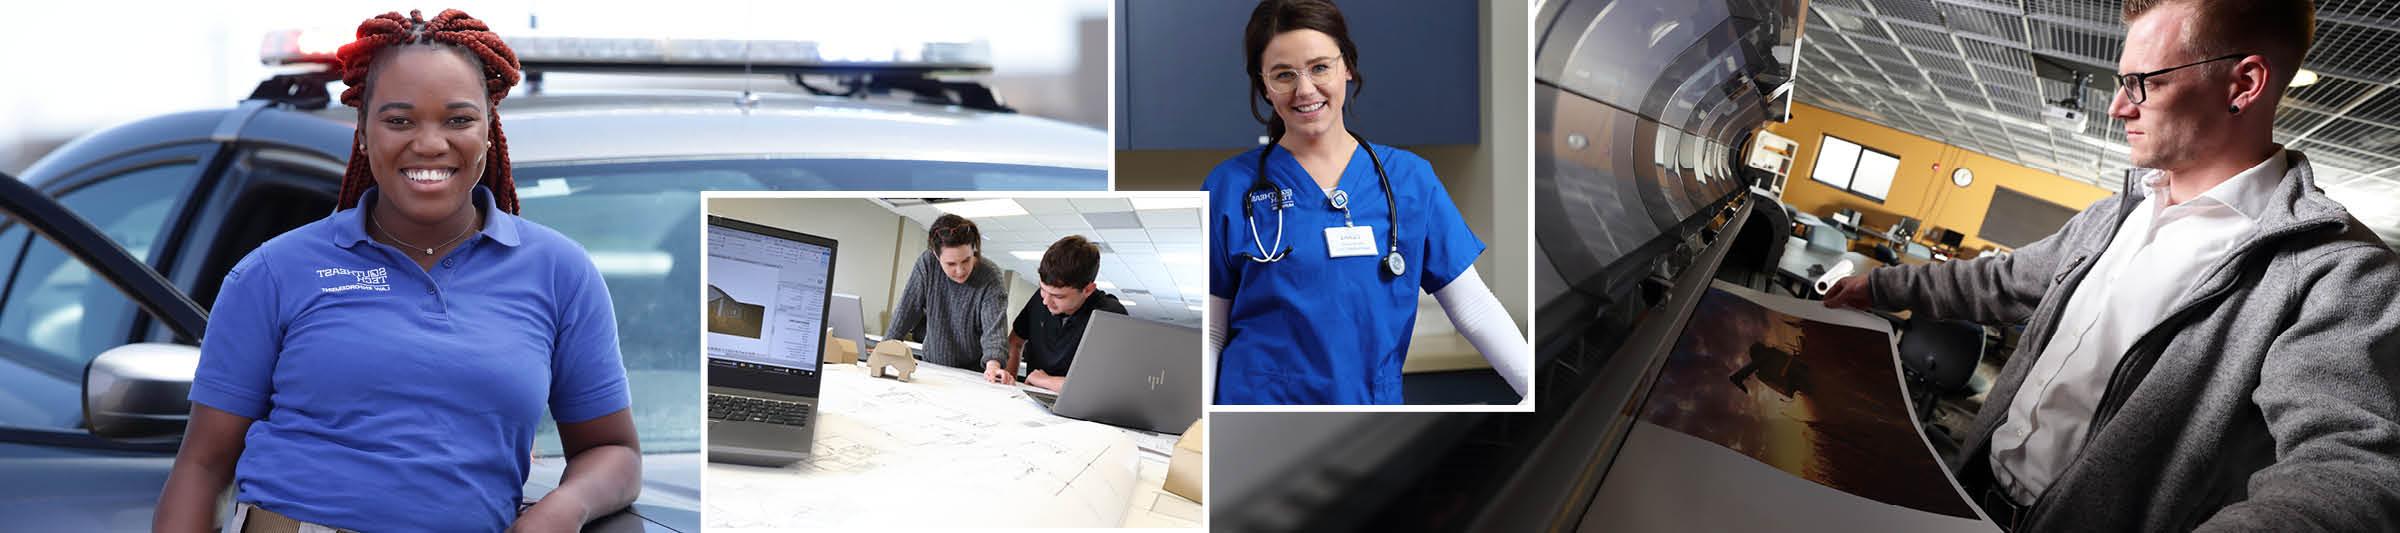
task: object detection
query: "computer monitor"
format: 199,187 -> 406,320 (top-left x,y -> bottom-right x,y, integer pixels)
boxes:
1890,216 -> 1921,241
1936,228 -> 1966,249
705,215 -> 838,398
827,293 -> 866,359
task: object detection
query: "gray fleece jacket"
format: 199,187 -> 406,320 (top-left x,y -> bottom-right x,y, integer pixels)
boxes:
1868,150 -> 2400,531
884,250 -> 1010,371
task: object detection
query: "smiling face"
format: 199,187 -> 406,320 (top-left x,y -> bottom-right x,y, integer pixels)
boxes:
1259,29 -> 1351,141
361,45 -> 491,226
2109,3 -> 2231,172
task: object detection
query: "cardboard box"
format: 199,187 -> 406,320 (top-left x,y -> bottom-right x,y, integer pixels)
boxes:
1164,418 -> 1205,503
824,334 -> 860,365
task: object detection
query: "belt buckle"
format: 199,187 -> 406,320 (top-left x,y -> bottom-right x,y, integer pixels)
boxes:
1981,485 -> 2026,531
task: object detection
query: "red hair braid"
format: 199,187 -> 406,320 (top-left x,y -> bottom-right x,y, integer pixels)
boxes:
334,9 -> 523,214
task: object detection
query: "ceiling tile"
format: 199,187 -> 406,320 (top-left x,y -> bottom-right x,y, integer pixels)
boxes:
985,215 -> 1037,232
1035,213 -> 1090,230
1070,198 -> 1134,213
1016,198 -> 1078,214
1097,228 -> 1150,243
1084,210 -> 1144,229
1148,228 -> 1204,245
1136,208 -> 1201,229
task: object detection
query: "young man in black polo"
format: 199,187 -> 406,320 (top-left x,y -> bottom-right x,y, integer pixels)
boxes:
992,235 -> 1125,391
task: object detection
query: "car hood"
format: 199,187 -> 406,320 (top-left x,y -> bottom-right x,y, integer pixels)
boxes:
524,451 -> 701,533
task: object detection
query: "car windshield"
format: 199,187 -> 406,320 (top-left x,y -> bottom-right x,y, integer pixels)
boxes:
523,157 -> 1103,456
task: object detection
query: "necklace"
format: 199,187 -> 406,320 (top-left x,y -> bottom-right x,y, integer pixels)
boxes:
372,209 -> 479,256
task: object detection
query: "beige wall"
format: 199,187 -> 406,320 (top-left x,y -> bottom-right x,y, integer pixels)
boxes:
1765,103 -> 2113,252
889,223 -> 928,332
1482,0 -> 1531,338
1004,274 -> 1039,339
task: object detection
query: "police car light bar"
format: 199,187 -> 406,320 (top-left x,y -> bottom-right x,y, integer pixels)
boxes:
260,29 -> 350,66
263,31 -> 994,76
504,36 -> 994,76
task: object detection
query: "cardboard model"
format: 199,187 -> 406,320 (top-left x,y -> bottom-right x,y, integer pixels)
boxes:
825,332 -> 861,365
867,340 -> 917,381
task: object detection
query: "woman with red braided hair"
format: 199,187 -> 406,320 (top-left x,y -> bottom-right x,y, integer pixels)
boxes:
156,10 -> 639,532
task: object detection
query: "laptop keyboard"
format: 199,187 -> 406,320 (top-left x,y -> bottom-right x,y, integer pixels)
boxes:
710,394 -> 813,427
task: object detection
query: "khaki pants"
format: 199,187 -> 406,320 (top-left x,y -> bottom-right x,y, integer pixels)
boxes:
225,503 -> 354,533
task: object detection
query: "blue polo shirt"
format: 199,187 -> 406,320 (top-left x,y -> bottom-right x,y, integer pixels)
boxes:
189,186 -> 629,532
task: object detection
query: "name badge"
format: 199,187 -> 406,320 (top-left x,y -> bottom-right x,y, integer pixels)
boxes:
1325,225 -> 1378,258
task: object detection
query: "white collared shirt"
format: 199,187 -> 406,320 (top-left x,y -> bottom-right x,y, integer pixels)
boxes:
1988,150 -> 2288,505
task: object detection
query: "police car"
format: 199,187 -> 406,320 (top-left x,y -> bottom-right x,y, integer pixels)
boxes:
0,33 -> 1106,531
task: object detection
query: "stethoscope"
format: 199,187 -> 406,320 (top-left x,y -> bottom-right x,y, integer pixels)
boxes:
1243,130 -> 1404,277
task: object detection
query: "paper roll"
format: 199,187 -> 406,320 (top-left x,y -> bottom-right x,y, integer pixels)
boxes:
1814,260 -> 1855,296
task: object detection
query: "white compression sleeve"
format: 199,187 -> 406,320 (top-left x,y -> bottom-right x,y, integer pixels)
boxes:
1205,296 -> 1230,405
1433,266 -> 1532,401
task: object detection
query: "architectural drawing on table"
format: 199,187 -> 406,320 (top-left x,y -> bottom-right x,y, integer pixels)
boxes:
705,364 -> 1143,527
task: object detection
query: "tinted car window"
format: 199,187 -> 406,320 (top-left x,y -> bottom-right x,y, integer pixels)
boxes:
517,172 -> 733,456
0,163 -> 197,429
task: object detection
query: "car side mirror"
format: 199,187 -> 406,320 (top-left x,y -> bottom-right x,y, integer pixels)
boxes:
83,343 -> 201,439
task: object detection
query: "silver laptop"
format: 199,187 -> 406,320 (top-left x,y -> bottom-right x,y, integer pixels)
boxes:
705,216 -> 837,466
1029,311 -> 1200,434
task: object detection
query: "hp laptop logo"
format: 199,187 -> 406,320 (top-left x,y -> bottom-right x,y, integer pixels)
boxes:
1148,370 -> 1165,390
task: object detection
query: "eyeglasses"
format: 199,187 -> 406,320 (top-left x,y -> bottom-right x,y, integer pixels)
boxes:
1261,56 -> 1346,94
2116,54 -> 2246,105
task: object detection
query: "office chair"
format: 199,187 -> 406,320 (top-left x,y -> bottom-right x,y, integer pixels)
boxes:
1898,317 -> 1986,428
1871,243 -> 1900,265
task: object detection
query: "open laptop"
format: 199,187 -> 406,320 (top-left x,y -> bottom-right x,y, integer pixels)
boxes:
704,215 -> 837,466
827,293 -> 866,358
1026,311 -> 1200,434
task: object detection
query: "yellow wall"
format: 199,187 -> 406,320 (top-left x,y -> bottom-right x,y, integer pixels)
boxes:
1766,102 -> 2114,252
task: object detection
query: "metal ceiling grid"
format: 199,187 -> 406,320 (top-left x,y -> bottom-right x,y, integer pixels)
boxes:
1791,0 -> 2400,246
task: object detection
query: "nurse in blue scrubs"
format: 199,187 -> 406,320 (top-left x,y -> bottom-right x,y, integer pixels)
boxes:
1204,0 -> 1531,405
155,10 -> 640,532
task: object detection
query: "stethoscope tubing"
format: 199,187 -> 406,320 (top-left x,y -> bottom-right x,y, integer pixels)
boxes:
1243,130 -> 1399,272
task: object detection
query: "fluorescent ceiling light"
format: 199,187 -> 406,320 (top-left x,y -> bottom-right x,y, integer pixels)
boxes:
1096,280 -> 1117,290
1187,305 -> 1203,311
1130,196 -> 1205,210
1010,250 -> 1043,261
1121,300 -> 1138,307
933,199 -> 1028,218
2291,69 -> 2319,88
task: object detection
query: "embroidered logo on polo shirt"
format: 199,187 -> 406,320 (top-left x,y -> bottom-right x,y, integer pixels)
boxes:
316,267 -> 391,293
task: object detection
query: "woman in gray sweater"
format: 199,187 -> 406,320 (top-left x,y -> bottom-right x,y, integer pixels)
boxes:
884,214 -> 1011,376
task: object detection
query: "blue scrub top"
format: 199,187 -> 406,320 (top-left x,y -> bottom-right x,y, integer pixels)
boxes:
189,186 -> 629,532
1205,141 -> 1484,405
